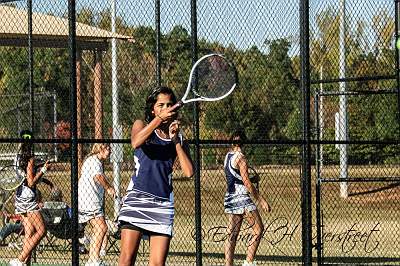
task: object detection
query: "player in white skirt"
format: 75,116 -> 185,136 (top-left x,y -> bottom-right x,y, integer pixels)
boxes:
118,86 -> 193,266
78,143 -> 115,266
224,130 -> 271,266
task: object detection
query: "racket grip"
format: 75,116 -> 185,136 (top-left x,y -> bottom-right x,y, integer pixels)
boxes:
172,101 -> 184,110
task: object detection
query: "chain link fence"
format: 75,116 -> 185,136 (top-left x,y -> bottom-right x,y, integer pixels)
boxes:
0,0 -> 399,265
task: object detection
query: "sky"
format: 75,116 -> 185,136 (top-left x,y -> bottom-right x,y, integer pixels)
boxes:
7,0 -> 395,54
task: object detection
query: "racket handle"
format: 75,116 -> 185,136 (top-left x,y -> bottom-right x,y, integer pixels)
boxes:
172,101 -> 184,110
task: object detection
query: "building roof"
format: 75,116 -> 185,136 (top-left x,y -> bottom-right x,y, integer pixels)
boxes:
0,5 -> 134,50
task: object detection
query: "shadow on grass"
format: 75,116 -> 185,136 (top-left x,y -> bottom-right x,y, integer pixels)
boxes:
348,182 -> 400,197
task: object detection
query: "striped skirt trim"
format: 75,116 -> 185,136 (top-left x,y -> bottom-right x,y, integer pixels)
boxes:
224,192 -> 256,215
15,197 -> 39,214
118,188 -> 174,236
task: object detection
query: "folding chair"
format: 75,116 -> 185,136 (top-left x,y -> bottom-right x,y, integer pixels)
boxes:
105,222 -> 149,256
40,201 -> 84,252
106,220 -> 120,254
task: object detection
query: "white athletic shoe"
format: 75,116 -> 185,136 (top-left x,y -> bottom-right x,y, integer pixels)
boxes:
85,260 -> 108,266
9,259 -> 26,266
242,260 -> 256,266
8,242 -> 22,250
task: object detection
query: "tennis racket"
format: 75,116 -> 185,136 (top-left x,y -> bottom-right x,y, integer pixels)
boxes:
0,188 -> 14,210
0,164 -> 26,191
0,146 -> 53,191
173,53 -> 238,109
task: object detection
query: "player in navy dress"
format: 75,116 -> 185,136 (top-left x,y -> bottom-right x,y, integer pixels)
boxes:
224,130 -> 271,266
10,130 -> 51,266
118,86 -> 193,266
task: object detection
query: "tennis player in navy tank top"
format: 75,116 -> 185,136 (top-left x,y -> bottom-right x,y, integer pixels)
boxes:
10,130 -> 51,266
131,131 -> 177,198
223,130 -> 271,266
118,86 -> 193,266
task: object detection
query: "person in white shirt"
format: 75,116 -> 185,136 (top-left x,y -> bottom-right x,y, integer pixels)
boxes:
78,143 -> 115,266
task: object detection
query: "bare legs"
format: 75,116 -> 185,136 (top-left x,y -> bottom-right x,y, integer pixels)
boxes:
225,214 -> 243,266
19,211 -> 46,263
118,229 -> 170,266
100,231 -> 108,256
148,235 -> 170,266
88,216 -> 108,263
244,210 -> 264,263
119,229 -> 141,266
224,210 -> 264,266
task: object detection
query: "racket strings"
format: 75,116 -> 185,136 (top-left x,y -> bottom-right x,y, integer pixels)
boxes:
0,165 -> 25,190
192,55 -> 237,99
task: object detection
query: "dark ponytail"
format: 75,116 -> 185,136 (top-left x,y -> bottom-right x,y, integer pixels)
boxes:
230,129 -> 247,147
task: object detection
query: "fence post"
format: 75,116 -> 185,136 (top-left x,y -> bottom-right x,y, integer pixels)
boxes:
28,0 -> 34,136
300,0 -> 313,264
395,0 -> 400,133
338,0 -> 349,198
68,1 -> 79,265
191,0 -> 202,265
155,0 -> 161,86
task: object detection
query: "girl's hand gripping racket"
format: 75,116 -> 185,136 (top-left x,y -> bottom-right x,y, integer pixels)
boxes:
173,53 -> 238,109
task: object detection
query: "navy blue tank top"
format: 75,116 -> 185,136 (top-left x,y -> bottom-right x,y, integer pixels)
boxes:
131,131 -> 177,199
224,152 -> 244,193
